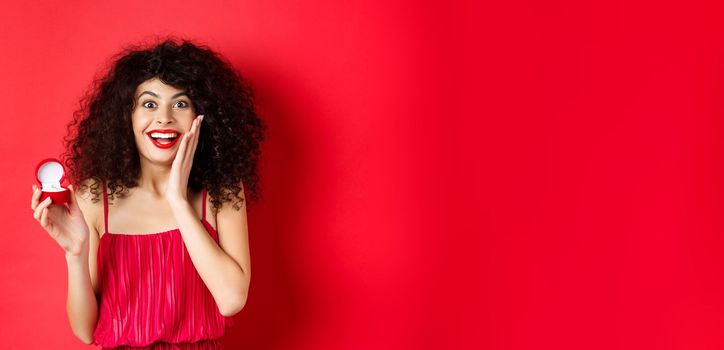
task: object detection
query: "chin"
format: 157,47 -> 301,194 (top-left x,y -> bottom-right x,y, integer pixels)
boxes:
139,147 -> 177,165
141,155 -> 174,165
149,152 -> 176,164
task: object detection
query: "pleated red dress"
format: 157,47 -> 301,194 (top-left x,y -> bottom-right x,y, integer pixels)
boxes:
92,183 -> 234,349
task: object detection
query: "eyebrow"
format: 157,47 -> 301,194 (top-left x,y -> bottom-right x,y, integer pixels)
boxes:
137,91 -> 189,99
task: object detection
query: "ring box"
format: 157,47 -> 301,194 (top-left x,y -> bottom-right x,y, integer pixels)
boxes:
35,158 -> 70,205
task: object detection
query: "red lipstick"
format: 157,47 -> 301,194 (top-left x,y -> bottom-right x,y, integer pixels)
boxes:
146,129 -> 181,149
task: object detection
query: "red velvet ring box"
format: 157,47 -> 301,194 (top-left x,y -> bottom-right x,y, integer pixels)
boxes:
35,158 -> 70,206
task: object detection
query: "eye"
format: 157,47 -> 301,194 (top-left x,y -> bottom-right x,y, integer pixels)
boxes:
143,101 -> 156,108
175,101 -> 189,108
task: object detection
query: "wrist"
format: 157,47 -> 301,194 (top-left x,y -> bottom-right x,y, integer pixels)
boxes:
65,245 -> 89,263
167,196 -> 190,210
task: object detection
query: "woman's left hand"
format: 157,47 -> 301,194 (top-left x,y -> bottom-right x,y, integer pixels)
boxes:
166,114 -> 204,205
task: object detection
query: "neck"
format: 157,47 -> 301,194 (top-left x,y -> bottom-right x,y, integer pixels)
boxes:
137,157 -> 174,198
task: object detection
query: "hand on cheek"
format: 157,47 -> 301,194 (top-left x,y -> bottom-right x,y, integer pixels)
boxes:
166,114 -> 204,203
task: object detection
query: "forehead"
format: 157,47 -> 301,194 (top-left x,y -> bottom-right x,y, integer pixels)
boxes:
135,78 -> 186,97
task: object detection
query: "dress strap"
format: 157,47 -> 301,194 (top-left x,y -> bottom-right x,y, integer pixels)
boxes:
202,187 -> 207,222
102,180 -> 108,234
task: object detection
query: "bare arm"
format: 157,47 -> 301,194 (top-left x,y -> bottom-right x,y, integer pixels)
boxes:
32,181 -> 101,344
169,186 -> 251,317
65,182 -> 102,344
65,246 -> 98,344
165,115 -> 251,316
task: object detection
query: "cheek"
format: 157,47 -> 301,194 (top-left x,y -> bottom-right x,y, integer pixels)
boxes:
131,121 -> 149,142
131,114 -> 149,131
177,119 -> 193,131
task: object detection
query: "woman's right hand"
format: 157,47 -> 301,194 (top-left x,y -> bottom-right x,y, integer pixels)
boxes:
31,184 -> 90,257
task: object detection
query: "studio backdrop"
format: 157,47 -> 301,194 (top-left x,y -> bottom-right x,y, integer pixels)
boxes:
9,0 -> 724,349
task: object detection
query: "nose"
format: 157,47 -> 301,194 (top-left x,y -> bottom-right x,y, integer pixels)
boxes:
155,109 -> 175,125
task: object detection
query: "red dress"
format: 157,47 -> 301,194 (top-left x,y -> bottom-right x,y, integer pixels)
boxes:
92,183 -> 234,349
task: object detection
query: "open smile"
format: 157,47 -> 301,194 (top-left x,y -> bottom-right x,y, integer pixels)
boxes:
146,129 -> 181,149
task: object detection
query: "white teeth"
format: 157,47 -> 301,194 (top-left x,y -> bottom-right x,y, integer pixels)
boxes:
150,132 -> 179,139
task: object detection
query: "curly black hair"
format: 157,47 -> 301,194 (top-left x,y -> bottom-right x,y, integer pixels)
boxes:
60,36 -> 266,212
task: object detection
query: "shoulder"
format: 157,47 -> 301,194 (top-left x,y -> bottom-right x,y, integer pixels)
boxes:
215,183 -> 248,237
73,178 -> 103,206
216,182 -> 246,214
214,182 -> 250,274
72,178 -> 104,234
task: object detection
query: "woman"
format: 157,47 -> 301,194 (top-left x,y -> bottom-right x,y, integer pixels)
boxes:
29,37 -> 265,349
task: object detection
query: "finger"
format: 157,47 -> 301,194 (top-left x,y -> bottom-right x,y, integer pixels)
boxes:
186,121 -> 198,161
31,185 -> 42,210
40,206 -> 49,228
33,197 -> 52,221
34,197 -> 52,220
189,116 -> 201,155
184,131 -> 195,166
176,130 -> 190,164
190,117 -> 201,159
172,132 -> 191,177
183,126 -> 195,159
195,115 -> 203,134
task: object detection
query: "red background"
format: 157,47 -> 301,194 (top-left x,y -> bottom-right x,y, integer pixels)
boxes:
2,0 -> 723,349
